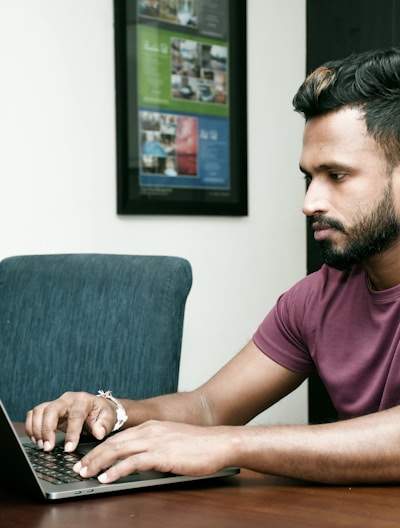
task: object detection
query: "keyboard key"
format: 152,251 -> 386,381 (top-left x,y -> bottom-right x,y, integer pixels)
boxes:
25,445 -> 93,485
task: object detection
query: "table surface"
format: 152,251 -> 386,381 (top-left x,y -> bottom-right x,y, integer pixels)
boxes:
2,425 -> 400,528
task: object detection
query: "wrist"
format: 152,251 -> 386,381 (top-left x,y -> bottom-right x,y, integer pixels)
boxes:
97,390 -> 128,432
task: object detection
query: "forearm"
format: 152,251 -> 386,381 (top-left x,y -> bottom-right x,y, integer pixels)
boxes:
120,390 -> 214,428
118,342 -> 306,429
228,407 -> 400,484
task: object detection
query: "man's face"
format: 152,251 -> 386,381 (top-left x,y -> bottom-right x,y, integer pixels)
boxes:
300,107 -> 400,270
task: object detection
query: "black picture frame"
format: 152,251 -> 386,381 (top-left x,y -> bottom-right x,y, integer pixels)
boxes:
114,0 -> 247,215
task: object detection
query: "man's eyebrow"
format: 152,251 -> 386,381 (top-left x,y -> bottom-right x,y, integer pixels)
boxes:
299,162 -> 353,174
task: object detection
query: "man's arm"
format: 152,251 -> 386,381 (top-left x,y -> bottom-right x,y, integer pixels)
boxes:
71,398 -> 400,485
121,339 -> 305,427
26,341 -> 304,451
73,402 -> 400,486
230,407 -> 400,484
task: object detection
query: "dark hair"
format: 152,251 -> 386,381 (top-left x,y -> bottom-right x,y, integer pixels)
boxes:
293,48 -> 400,165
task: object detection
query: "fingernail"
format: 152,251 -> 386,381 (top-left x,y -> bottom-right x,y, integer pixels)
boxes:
73,461 -> 82,473
98,472 -> 108,484
37,439 -> 44,450
95,425 -> 106,440
43,441 -> 51,451
30,436 -> 37,444
80,466 -> 88,477
64,441 -> 73,452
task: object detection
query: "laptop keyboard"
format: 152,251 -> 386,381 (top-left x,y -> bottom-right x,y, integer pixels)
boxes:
25,445 -> 92,485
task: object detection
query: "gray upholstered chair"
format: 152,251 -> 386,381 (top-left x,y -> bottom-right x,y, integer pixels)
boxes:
0,254 -> 192,421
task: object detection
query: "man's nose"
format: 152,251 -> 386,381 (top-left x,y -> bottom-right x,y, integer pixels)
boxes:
302,179 -> 329,217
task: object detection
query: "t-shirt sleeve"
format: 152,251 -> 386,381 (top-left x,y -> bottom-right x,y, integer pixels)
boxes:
253,285 -> 315,375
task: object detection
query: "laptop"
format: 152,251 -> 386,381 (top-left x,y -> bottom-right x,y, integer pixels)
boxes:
1,400 -> 239,501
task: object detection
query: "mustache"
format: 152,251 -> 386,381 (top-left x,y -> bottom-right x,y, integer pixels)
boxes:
308,215 -> 347,234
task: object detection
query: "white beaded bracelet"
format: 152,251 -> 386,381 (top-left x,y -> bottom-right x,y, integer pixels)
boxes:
97,390 -> 128,432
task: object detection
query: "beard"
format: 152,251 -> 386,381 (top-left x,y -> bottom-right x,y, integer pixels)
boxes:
314,183 -> 400,271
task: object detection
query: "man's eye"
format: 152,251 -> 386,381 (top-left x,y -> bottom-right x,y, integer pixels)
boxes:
331,173 -> 346,180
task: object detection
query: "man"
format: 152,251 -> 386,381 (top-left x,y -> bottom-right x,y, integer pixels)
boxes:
26,47 -> 400,485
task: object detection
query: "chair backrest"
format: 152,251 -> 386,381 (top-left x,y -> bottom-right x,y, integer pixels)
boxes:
0,254 -> 192,421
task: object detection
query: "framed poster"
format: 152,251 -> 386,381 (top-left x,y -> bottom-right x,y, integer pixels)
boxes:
114,0 -> 247,215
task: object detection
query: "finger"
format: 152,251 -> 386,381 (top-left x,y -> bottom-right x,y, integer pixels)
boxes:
29,401 -> 67,451
60,393 -> 102,452
37,393 -> 88,452
98,455 -> 146,483
96,450 -> 190,484
65,396 -> 121,454
63,412 -> 91,453
73,432 -> 128,477
75,422 -> 163,478
81,398 -> 117,442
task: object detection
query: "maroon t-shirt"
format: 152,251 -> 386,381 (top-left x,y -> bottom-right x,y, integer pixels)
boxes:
253,264 -> 400,419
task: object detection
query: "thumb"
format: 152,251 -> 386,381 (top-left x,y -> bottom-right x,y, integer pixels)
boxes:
91,422 -> 108,440
86,400 -> 118,439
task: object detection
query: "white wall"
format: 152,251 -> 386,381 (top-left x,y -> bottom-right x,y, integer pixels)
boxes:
0,0 -> 307,424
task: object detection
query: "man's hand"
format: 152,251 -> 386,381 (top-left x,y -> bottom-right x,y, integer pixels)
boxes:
25,391 -> 118,452
72,421 -> 237,483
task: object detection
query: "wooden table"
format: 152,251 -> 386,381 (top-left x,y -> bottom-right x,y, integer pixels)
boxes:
2,425 -> 400,527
